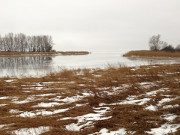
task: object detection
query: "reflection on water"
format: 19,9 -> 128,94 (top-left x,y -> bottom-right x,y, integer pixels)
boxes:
0,56 -> 53,77
0,50 -> 180,77
127,56 -> 180,65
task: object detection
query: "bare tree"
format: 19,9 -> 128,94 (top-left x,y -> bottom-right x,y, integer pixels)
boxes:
149,34 -> 161,51
0,33 -> 54,52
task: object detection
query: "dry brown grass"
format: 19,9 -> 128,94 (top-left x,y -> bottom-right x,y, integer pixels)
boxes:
0,64 -> 180,134
0,51 -> 60,56
58,51 -> 90,55
0,51 -> 90,57
123,50 -> 180,57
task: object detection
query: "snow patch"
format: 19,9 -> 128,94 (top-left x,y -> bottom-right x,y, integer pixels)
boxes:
163,104 -> 179,109
11,126 -> 50,135
19,108 -> 69,118
146,124 -> 180,135
9,109 -> 22,114
0,96 -> 10,99
33,102 -> 63,108
120,97 -> 150,105
98,128 -> 127,135
13,96 -> 35,104
157,98 -> 177,106
0,104 -> 7,107
66,107 -> 111,131
162,114 -> 178,121
5,79 -> 14,83
145,105 -> 157,111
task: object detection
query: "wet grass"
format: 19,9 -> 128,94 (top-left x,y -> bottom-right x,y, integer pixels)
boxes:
0,64 -> 180,134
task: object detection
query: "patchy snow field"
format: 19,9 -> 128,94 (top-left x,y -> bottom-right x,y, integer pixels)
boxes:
0,64 -> 180,134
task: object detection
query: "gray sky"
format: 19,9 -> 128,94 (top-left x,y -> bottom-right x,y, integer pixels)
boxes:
0,0 -> 180,51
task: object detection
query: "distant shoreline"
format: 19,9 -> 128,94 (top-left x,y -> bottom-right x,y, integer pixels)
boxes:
0,51 -> 90,57
123,50 -> 180,57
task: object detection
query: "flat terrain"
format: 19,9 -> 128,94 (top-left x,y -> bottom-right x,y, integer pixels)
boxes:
0,64 -> 180,135
123,50 -> 180,57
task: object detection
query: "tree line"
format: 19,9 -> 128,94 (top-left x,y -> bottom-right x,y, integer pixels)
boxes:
0,33 -> 54,52
149,34 -> 180,52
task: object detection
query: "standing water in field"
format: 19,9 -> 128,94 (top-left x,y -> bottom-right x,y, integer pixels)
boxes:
0,50 -> 180,77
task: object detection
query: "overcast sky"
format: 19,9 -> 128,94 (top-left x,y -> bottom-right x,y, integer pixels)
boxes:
0,0 -> 180,51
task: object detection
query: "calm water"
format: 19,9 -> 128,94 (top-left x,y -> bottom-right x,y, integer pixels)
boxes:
1,50 -> 180,77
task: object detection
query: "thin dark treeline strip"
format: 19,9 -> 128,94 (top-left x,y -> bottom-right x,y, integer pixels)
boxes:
0,33 -> 54,52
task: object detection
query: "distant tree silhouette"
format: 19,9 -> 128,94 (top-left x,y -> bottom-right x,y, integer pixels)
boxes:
0,33 -> 54,52
161,45 -> 175,52
149,34 -> 161,51
176,44 -> 180,51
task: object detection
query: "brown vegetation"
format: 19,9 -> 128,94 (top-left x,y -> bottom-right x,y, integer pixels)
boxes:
0,51 -> 90,57
0,64 -> 180,134
58,51 -> 90,55
123,50 -> 180,57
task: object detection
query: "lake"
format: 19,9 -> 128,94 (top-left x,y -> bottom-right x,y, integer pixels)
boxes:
1,50 -> 180,77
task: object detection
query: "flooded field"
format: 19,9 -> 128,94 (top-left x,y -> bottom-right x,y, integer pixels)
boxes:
1,50 -> 180,77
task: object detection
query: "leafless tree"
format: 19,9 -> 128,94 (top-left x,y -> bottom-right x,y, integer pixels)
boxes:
149,34 -> 161,51
0,33 -> 54,52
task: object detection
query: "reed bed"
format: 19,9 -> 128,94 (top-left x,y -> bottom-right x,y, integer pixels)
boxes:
0,51 -> 90,57
123,50 -> 180,57
0,64 -> 179,135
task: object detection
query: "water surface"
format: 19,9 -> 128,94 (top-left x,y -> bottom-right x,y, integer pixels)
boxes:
1,50 -> 180,77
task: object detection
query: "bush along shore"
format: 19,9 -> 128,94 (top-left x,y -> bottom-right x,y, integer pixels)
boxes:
0,64 -> 179,134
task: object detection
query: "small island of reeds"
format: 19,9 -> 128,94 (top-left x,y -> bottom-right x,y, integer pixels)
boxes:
124,34 -> 180,57
123,50 -> 180,57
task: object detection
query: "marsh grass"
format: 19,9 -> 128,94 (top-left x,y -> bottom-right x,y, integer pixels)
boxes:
0,51 -> 90,57
123,50 -> 180,57
0,64 -> 180,134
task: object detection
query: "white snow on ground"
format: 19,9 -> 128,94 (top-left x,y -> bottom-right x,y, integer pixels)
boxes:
19,112 -> 37,118
145,105 -> 157,111
163,104 -> 179,109
157,98 -> 178,106
119,97 -> 150,105
13,96 -> 35,104
100,96 -> 151,106
98,128 -> 127,135
145,89 -> 166,96
61,95 -> 84,103
51,93 -> 91,104
11,126 -> 51,135
9,109 -> 22,114
21,83 -> 44,90
139,82 -> 156,88
0,104 -> 7,107
146,124 -> 180,135
35,93 -> 57,97
66,121 -> 92,131
19,108 -> 70,118
66,107 -> 111,131
5,79 -> 14,82
0,124 -> 6,129
76,104 -> 86,107
33,102 -> 63,108
0,96 -> 10,99
162,114 -> 178,121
